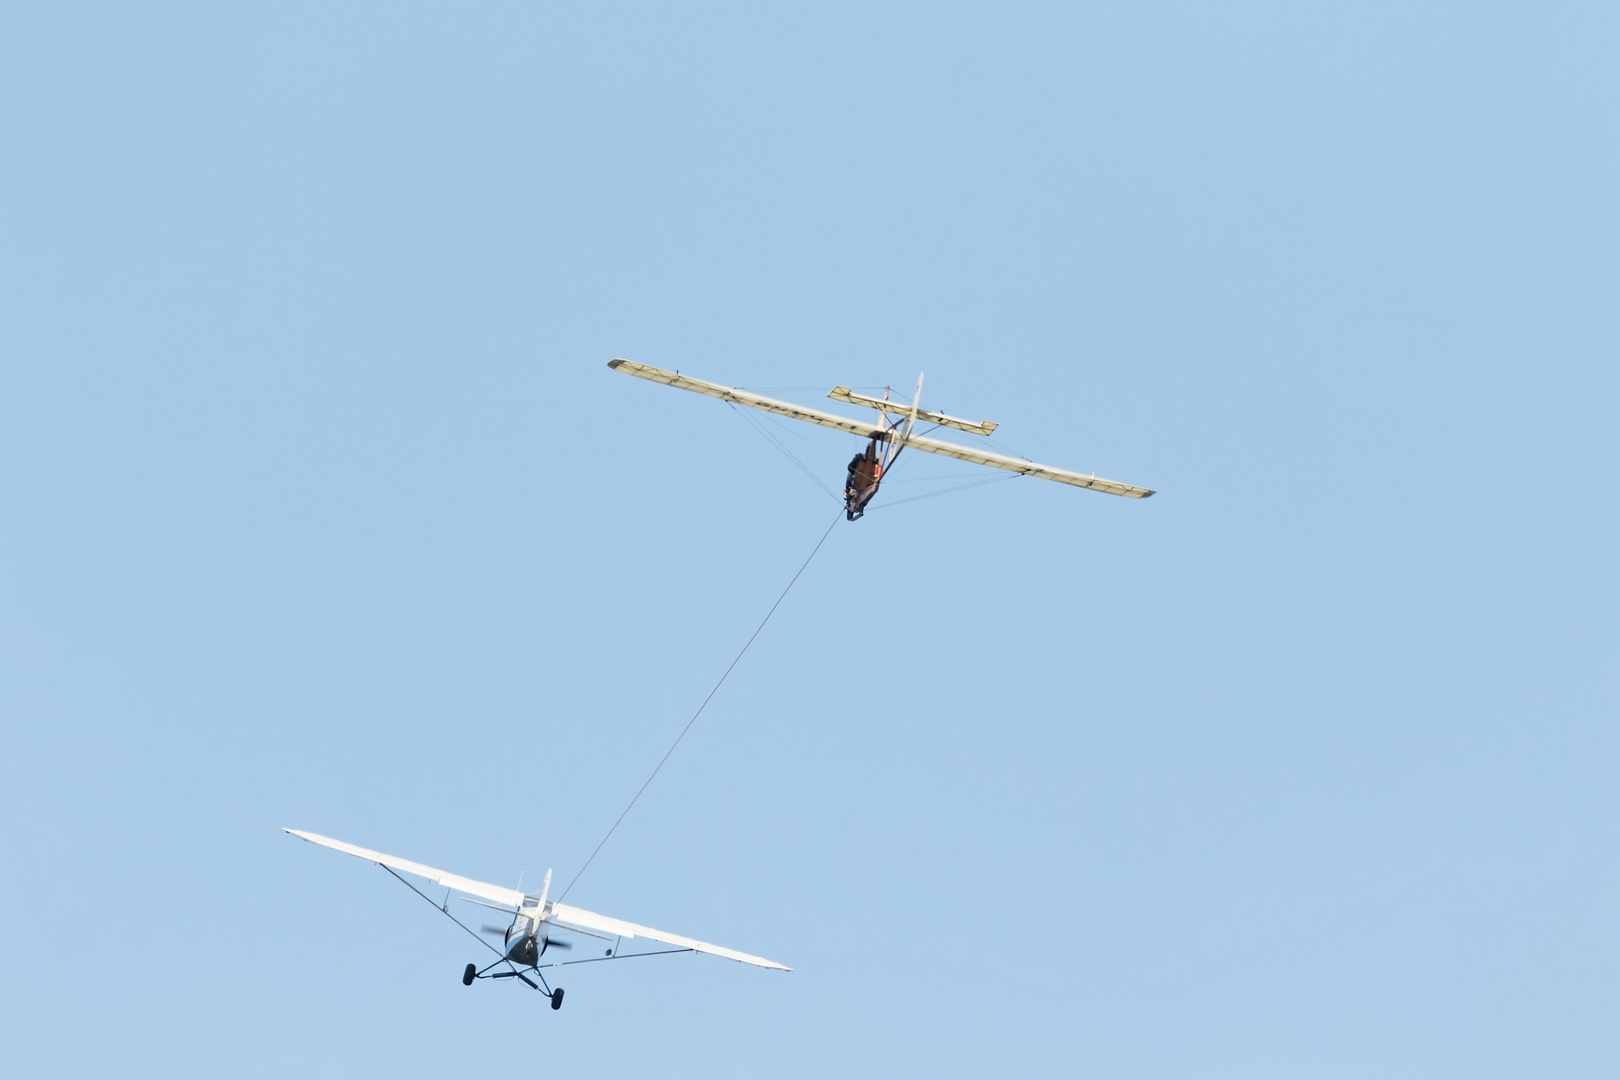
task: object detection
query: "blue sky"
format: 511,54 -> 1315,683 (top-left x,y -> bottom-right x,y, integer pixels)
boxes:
2,3 -> 1615,1076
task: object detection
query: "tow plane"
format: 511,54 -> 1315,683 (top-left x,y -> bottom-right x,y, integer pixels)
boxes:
285,829 -> 788,1010
608,358 -> 1154,519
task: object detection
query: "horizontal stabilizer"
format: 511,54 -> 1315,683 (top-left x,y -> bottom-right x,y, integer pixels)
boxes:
828,386 -> 996,436
459,896 -> 522,914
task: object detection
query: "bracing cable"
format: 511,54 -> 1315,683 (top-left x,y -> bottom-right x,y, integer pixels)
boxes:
726,401 -> 841,502
868,471 -> 1022,511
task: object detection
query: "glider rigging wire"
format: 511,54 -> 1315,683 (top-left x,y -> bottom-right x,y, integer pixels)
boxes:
868,471 -> 1022,511
557,509 -> 844,902
725,401 -> 841,502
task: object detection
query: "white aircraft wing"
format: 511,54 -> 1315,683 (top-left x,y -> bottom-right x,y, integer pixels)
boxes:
903,432 -> 1155,498
284,829 -> 526,908
547,901 -> 790,971
609,359 -> 886,440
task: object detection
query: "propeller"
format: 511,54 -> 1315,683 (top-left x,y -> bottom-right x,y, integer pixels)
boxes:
539,935 -> 573,955
480,925 -> 510,938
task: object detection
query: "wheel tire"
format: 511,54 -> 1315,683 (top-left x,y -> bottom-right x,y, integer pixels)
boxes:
550,988 -> 564,1011
462,963 -> 477,986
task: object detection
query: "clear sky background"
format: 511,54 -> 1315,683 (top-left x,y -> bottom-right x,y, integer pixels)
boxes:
2,3 -> 1616,1076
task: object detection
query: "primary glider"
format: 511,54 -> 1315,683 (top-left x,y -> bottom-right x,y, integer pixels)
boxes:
608,358 -> 1154,520
285,829 -> 788,1010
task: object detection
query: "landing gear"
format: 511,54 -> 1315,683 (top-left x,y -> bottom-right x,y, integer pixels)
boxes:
461,958 -> 563,1010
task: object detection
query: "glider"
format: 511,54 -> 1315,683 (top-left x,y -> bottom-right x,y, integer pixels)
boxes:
608,359 -> 1154,520
285,828 -> 788,1010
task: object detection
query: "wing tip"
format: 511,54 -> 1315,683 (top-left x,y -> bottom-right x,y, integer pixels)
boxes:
607,358 -> 627,369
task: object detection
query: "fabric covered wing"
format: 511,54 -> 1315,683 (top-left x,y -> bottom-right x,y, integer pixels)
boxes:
904,433 -> 1155,498
608,358 -> 1153,498
609,359 -> 885,440
284,829 -> 525,908
547,901 -> 790,971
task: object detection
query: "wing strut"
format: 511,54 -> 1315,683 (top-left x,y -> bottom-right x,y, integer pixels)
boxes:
377,864 -> 509,962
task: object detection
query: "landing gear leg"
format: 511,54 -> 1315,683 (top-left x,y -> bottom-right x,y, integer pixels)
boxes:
529,966 -> 563,1009
467,959 -> 510,984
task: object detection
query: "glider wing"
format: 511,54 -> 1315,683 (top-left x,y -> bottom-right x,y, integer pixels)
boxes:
902,433 -> 1155,498
609,358 -> 1153,498
609,359 -> 886,440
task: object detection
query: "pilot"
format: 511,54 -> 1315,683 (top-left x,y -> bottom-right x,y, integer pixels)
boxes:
845,440 -> 880,518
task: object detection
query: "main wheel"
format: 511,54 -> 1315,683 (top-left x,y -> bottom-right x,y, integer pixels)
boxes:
550,988 -> 564,1011
462,963 -> 477,986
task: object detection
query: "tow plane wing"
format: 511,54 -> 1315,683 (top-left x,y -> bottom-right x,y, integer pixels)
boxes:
285,828 -> 525,907
284,828 -> 788,971
547,902 -> 790,970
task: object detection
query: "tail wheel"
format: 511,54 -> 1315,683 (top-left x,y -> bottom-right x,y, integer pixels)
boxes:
462,963 -> 477,986
550,988 -> 564,1011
